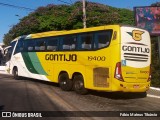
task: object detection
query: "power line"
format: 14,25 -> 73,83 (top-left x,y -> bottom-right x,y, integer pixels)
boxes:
0,0 -> 73,12
0,2 -> 35,11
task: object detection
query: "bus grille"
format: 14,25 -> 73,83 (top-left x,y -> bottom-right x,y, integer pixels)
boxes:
124,53 -> 149,62
93,67 -> 109,87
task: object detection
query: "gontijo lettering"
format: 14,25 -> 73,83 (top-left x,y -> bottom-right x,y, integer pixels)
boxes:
122,45 -> 150,53
45,54 -> 77,61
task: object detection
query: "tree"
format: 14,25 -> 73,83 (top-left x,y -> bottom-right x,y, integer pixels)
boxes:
3,1 -> 133,45
151,2 -> 160,6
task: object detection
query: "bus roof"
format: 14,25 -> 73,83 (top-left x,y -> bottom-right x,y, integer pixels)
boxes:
11,35 -> 27,43
28,25 -> 120,39
11,24 -> 144,42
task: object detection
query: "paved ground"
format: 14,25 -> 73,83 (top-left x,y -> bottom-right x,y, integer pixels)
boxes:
0,74 -> 160,120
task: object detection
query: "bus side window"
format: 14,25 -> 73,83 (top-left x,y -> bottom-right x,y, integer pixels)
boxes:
35,39 -> 46,51
79,33 -> 93,50
61,35 -> 77,51
5,41 -> 16,62
46,37 -> 58,51
14,39 -> 24,54
6,47 -> 12,62
24,40 -> 35,52
95,30 -> 113,49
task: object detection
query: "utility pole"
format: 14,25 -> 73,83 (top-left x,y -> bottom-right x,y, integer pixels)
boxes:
82,0 -> 86,28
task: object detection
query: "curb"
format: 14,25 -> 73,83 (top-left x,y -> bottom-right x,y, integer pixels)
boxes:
150,87 -> 160,91
147,94 -> 160,99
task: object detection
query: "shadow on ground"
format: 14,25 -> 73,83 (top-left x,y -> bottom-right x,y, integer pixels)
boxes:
88,90 -> 147,99
19,77 -> 147,100
0,105 -> 4,111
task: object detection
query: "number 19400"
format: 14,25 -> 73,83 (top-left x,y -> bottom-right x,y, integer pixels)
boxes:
88,56 -> 106,61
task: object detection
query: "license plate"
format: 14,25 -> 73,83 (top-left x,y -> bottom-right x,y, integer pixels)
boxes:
133,85 -> 140,88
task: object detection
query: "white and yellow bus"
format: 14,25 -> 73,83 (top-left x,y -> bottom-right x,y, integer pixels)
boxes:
5,25 -> 151,94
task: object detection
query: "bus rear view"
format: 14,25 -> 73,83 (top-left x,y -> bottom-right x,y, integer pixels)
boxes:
114,26 -> 151,92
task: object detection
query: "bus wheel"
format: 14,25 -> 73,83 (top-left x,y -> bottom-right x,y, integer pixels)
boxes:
59,73 -> 73,91
73,75 -> 88,95
13,67 -> 20,80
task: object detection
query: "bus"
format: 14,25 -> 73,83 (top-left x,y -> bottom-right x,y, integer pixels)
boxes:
4,25 -> 151,94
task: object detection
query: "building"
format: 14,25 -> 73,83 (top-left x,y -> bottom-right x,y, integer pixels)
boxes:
0,43 -> 4,65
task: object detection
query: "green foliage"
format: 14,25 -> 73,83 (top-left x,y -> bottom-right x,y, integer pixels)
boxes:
117,8 -> 134,25
3,1 -> 134,45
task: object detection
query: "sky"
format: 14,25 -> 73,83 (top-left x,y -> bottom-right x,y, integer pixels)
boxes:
0,0 -> 159,43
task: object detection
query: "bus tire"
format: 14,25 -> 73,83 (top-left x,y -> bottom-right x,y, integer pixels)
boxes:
59,73 -> 73,91
73,75 -> 88,95
13,67 -> 20,80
